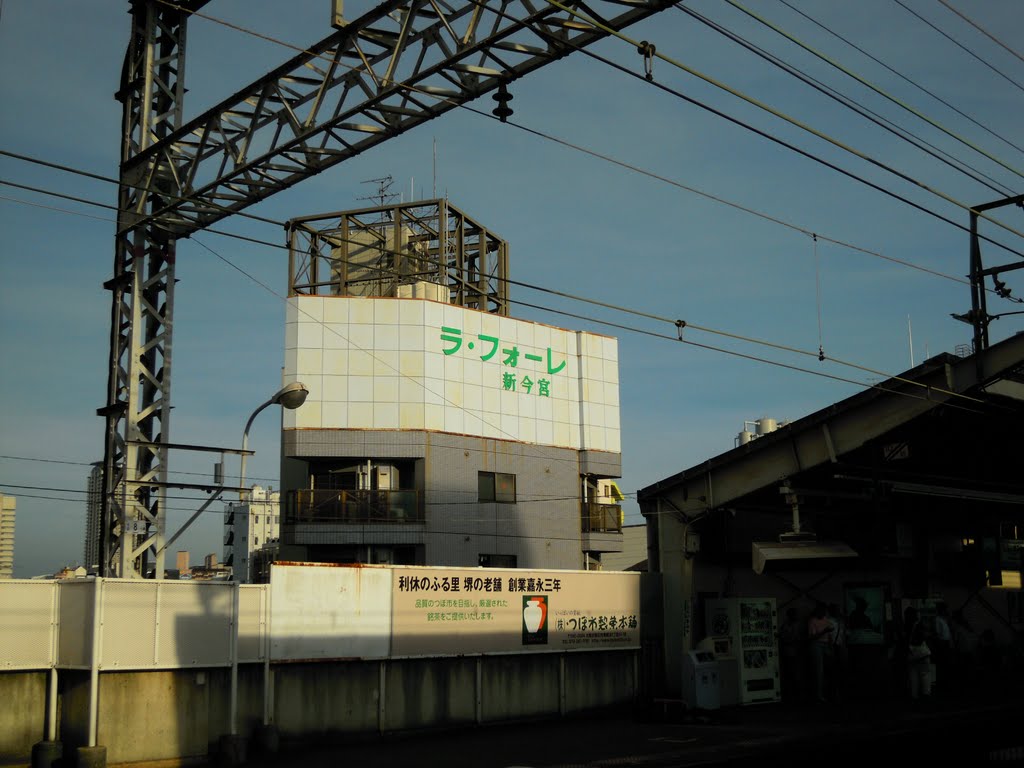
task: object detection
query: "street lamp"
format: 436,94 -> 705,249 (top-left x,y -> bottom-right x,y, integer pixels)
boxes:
239,381 -> 308,500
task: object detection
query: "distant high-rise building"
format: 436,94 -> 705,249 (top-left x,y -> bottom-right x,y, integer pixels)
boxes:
224,486 -> 280,583
85,463 -> 102,571
176,550 -> 190,573
0,493 -> 16,578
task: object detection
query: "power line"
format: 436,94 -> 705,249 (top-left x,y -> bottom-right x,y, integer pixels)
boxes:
538,0 -> 1024,246
676,3 -> 1016,198
6,126 -> 1004,280
3,487 -> 648,543
448,1 -> 1024,259
8,3 -> 1024,261
776,0 -> 1024,160
0,482 -> 586,505
0,180 -> 1007,415
935,0 -> 1024,67
890,0 -> 1024,95
52,0 -> 1024,255
1,12 -> 1016,411
175,221 -> 1004,414
720,0 -> 1024,187
0,454 -> 280,485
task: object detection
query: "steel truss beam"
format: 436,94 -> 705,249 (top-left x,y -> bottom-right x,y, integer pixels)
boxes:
103,0 -> 669,576
126,0 -> 674,238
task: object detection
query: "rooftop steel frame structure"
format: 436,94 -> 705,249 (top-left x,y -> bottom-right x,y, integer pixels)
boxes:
287,199 -> 509,314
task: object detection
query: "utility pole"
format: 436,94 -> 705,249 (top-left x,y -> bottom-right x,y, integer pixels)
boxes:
961,194 -> 1024,355
99,1 -> 211,578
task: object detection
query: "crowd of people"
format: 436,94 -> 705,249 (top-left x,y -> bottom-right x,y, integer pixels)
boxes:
777,599 -> 999,704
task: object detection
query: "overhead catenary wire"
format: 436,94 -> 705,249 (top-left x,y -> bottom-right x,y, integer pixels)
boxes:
6,1 -> 1024,267
719,0 -> 1024,187
776,0 -> 1024,160
107,0 -> 1024,253
935,0 -> 1024,67
0,7 -> 1011,421
891,0 -> 1024,95
0,454 -> 281,486
6,129 -> 1010,281
0,180 -> 1005,413
675,2 -> 1017,198
1,489 -> 656,539
0,178 -> 997,414
536,0 -> 1024,246
12,4 -> 1019,565
0,482 -> 588,505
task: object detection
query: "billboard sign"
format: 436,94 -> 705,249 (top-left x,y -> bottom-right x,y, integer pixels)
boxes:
389,566 -> 640,657
283,296 -> 620,452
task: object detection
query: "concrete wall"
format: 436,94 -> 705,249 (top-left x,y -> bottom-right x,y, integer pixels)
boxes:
0,671 -> 47,762
481,654 -> 561,721
35,651 -> 636,765
59,667 -> 265,764
383,657 -> 476,730
274,662 -> 380,737
564,651 -> 637,712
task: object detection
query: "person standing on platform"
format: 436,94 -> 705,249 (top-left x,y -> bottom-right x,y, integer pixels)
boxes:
827,603 -> 847,702
808,603 -> 834,703
907,623 -> 932,700
780,606 -> 804,702
930,603 -> 952,694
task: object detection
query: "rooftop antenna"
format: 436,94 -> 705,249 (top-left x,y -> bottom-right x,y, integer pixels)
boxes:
357,176 -> 399,295
908,315 -> 915,367
432,137 -> 437,199
359,175 -> 397,210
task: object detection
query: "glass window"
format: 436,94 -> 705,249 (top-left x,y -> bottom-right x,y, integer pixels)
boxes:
479,471 -> 515,503
479,553 -> 517,568
478,472 -> 495,502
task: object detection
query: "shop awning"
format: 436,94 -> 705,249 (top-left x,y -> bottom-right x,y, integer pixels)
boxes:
752,540 -> 858,575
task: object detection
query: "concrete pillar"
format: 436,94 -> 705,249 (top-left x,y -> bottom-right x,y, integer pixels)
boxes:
30,740 -> 61,768
217,734 -> 246,767
76,745 -> 106,768
254,724 -> 279,754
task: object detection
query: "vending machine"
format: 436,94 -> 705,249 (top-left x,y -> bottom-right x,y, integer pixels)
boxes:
704,597 -> 780,705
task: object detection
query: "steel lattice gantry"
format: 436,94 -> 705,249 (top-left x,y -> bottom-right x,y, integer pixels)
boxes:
102,0 -> 674,577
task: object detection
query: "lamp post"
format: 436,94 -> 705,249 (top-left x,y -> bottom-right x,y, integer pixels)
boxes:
239,381 -> 308,501
224,381 -> 307,758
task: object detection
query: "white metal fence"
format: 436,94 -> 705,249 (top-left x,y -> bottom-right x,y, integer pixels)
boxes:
0,578 -> 268,671
0,580 -> 58,670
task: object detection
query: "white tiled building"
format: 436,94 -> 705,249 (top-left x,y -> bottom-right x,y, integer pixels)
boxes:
278,200 -> 625,570
224,486 -> 280,583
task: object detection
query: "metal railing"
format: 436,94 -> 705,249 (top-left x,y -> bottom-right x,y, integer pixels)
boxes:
582,503 -> 623,533
286,489 -> 422,525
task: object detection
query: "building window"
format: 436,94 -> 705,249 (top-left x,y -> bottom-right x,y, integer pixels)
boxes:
479,471 -> 516,503
479,553 -> 517,568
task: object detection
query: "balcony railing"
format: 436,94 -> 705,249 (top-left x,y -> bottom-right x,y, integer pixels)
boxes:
286,489 -> 422,525
582,503 -> 623,533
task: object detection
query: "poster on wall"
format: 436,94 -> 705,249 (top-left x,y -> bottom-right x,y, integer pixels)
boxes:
844,584 -> 887,646
389,566 -> 640,657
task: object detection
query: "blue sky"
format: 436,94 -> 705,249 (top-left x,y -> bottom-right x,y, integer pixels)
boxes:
2,0 -> 1023,576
